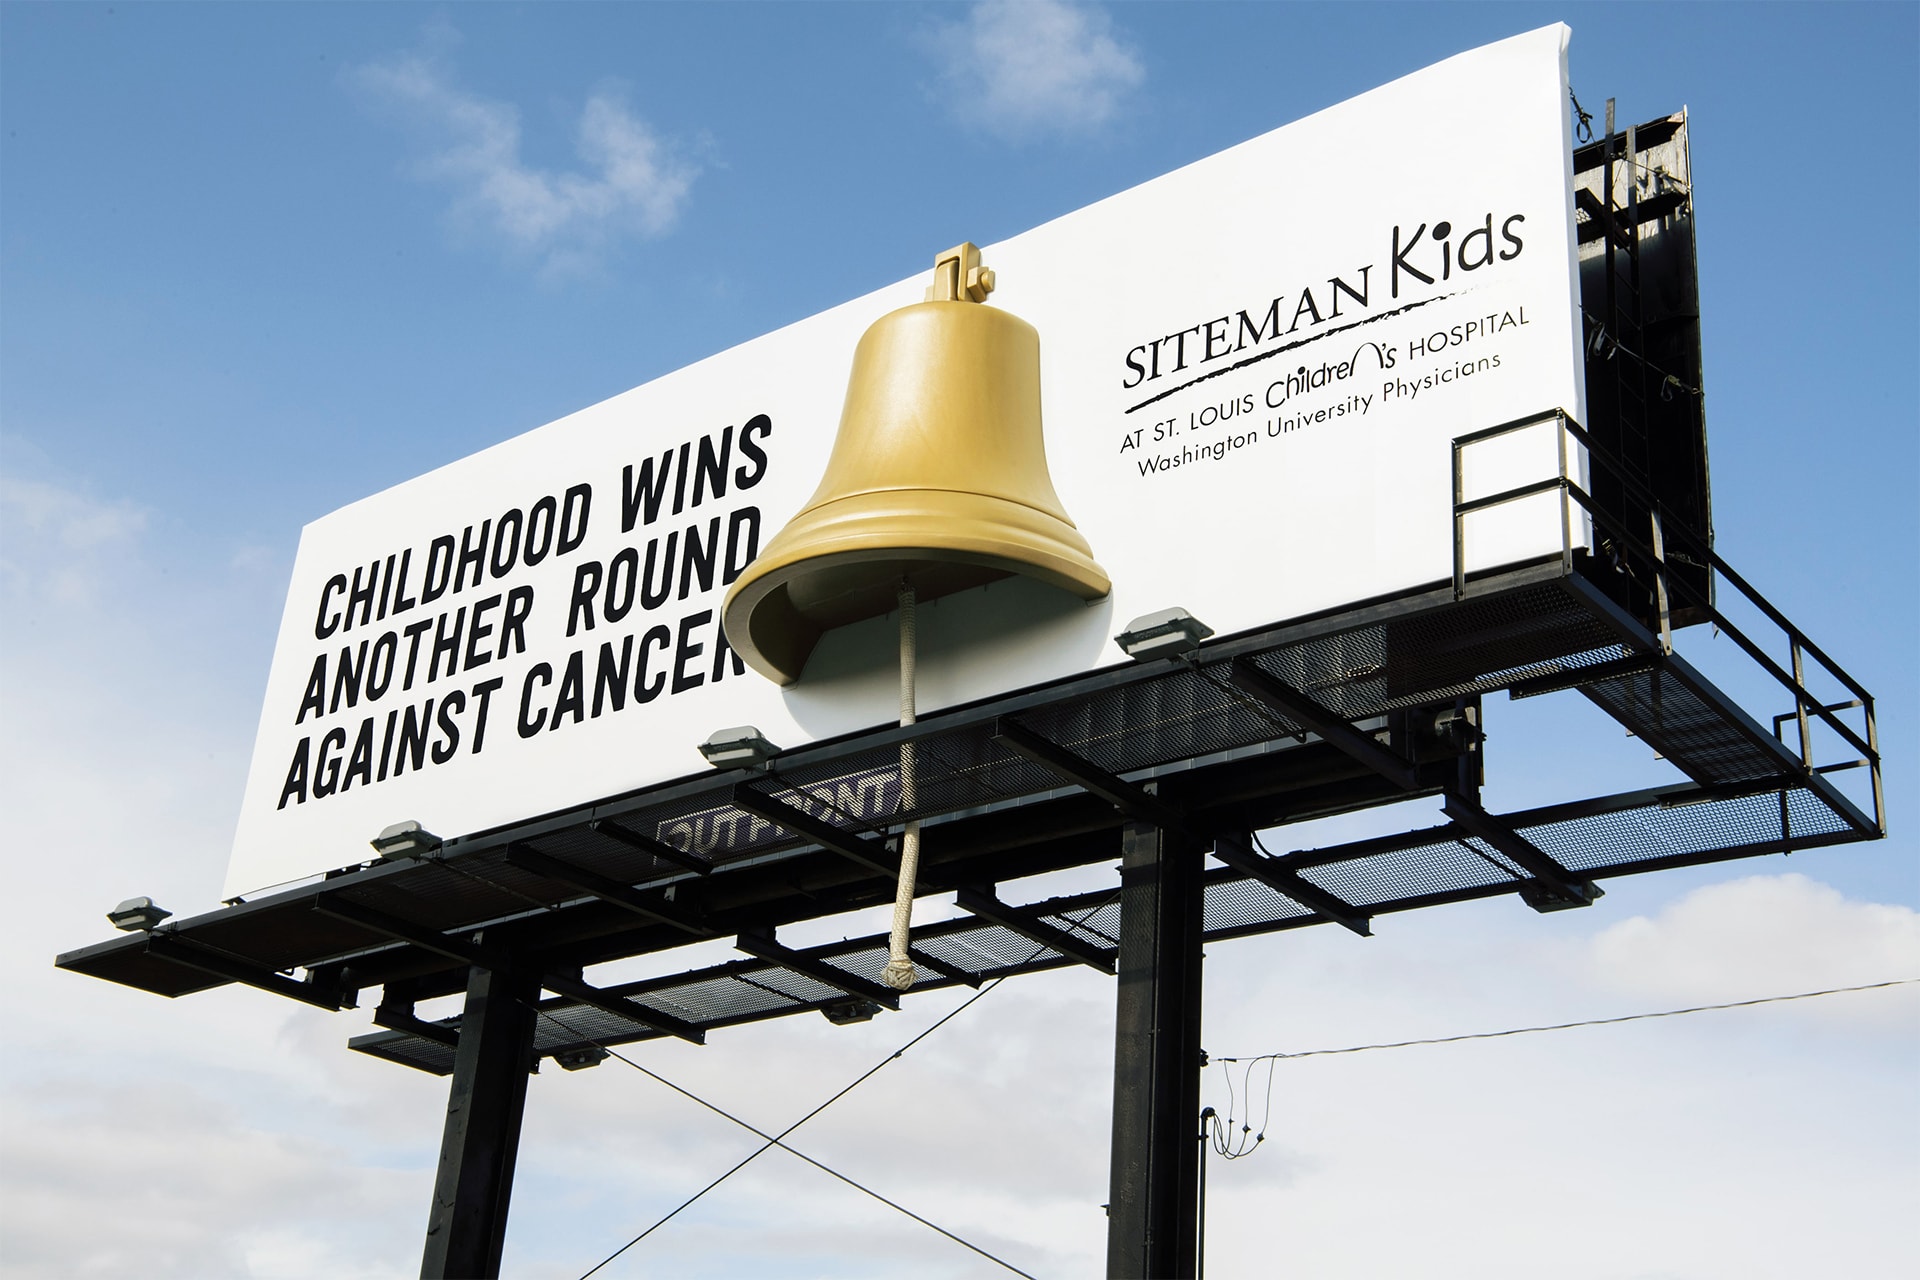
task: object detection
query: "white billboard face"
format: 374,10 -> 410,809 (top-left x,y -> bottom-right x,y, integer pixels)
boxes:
229,26 -> 1585,896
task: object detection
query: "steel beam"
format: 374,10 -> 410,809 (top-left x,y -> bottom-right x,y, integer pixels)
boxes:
1228,657 -> 1420,791
730,783 -> 900,877
588,817 -> 714,876
992,718 -> 1186,829
1107,820 -> 1205,1280
537,971 -> 706,1045
996,716 -> 1373,939
1441,792 -> 1601,910
504,843 -> 712,936
318,895 -> 704,1044
955,886 -> 1117,973
316,897 -> 486,967
1208,835 -> 1373,936
374,1001 -> 460,1049
1506,652 -> 1662,700
420,964 -> 537,1280
144,935 -> 345,1011
906,945 -> 983,988
734,929 -> 901,1010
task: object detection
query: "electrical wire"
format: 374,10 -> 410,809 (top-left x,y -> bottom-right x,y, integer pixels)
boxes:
564,891 -> 1122,1279
1204,1053 -> 1275,1160
1200,978 -> 1916,1166
1213,977 -> 1917,1065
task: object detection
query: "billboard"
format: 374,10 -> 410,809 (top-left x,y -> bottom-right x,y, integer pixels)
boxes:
229,26 -> 1585,896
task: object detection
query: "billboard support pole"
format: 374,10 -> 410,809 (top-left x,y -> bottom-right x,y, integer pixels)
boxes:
1106,816 -> 1206,1280
420,961 -> 538,1280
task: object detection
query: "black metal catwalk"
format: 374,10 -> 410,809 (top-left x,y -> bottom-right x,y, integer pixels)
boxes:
59,406 -> 1882,1274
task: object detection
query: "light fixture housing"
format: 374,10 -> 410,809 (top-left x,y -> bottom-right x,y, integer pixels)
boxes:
698,726 -> 781,769
1114,607 -> 1214,661
107,897 -> 172,932
821,998 -> 884,1026
370,820 -> 442,860
553,1046 -> 610,1071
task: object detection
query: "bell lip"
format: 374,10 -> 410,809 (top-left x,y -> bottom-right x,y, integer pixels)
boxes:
722,480 -> 1112,687
723,541 -> 1111,686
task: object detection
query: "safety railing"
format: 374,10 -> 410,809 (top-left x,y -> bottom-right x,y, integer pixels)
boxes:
1452,409 -> 1883,833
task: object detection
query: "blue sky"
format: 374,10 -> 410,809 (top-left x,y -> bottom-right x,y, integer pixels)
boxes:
2,3 -> 1915,1278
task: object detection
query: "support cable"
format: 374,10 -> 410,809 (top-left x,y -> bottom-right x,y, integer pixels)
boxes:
542,1000 -> 1035,1280
565,891 -> 1121,1278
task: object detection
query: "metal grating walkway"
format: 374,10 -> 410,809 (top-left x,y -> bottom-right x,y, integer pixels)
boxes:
57,553 -> 1882,1072
351,774 -> 1863,1076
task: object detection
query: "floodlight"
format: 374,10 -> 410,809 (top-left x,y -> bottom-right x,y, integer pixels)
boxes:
698,726 -> 781,769
1114,608 -> 1213,661
370,820 -> 442,859
821,998 -> 884,1026
553,1046 -> 610,1072
107,897 -> 172,932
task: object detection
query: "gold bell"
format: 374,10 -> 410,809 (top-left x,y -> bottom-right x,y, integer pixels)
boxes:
722,243 -> 1110,685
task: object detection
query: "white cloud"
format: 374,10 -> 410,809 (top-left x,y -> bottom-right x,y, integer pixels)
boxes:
353,52 -> 696,272
1588,872 -> 1920,1016
0,473 -> 148,606
0,475 -> 147,551
1187,887 -> 1920,1279
929,0 -> 1145,140
0,1077 -> 421,1279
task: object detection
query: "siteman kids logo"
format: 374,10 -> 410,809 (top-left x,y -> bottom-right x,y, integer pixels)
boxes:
1117,211 -> 1528,410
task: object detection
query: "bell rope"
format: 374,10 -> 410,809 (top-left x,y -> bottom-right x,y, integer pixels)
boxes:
881,581 -> 921,991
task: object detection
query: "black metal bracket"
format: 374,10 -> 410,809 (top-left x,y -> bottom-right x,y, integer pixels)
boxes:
994,714 -> 1373,938
145,934 -> 345,1011
374,1000 -> 461,1049
730,783 -> 899,878
1441,791 -> 1602,911
316,896 -> 705,1043
588,817 -> 713,876
955,886 -> 1117,974
504,843 -> 712,937
734,929 -> 901,1010
1228,657 -> 1420,790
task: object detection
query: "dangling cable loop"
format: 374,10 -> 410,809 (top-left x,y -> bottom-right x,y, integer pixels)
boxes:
1569,87 -> 1595,143
882,580 -> 921,991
